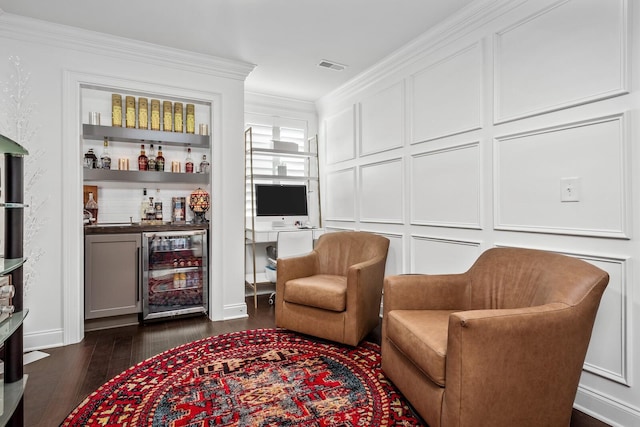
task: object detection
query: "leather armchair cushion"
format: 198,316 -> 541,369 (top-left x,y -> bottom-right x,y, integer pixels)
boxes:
283,274 -> 347,312
387,309 -> 457,387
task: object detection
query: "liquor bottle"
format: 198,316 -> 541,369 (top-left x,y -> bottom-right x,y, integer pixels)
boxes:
100,138 -> 111,169
185,147 -> 194,173
156,146 -> 165,171
199,154 -> 210,174
154,189 -> 163,221
85,192 -> 99,224
140,188 -> 148,220
138,144 -> 148,171
145,196 -> 156,221
148,144 -> 157,171
84,148 -> 98,168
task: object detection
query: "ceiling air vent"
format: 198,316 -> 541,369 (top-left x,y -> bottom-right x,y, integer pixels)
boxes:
318,60 -> 347,71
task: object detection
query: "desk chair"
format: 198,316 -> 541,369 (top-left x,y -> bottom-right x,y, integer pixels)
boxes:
268,230 -> 314,304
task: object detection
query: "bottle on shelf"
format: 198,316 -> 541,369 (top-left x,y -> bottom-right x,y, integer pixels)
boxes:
140,188 -> 148,221
138,144 -> 148,171
85,192 -> 99,224
154,189 -> 163,221
199,154 -> 210,174
185,147 -> 194,173
156,146 -> 165,171
148,144 -> 157,171
84,148 -> 98,169
145,196 -> 156,220
100,138 -> 111,169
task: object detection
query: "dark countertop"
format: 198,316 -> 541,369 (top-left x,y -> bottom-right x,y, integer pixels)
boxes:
84,221 -> 209,235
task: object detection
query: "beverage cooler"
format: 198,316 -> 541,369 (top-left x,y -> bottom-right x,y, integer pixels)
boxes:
142,229 -> 208,321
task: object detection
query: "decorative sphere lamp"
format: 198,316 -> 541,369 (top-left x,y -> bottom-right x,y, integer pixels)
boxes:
189,188 -> 210,224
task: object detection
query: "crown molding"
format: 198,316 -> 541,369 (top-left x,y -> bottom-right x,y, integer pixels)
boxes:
316,0 -> 525,112
245,92 -> 317,115
0,11 -> 255,81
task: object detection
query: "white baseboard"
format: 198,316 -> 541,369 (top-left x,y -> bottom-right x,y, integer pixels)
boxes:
24,328 -> 64,352
575,386 -> 640,427
223,302 -> 248,320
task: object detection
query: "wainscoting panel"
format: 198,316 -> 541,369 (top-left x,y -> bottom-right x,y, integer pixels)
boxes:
325,168 -> 356,221
410,42 -> 482,143
581,254 -> 629,385
325,106 -> 356,164
411,235 -> 481,274
496,244 -> 629,386
370,231 -> 403,277
495,115 -> 628,238
360,159 -> 403,224
411,142 -> 481,229
360,82 -> 404,156
494,0 -> 628,122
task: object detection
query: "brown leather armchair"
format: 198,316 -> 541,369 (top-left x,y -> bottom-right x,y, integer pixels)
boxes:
382,247 -> 609,427
276,231 -> 390,346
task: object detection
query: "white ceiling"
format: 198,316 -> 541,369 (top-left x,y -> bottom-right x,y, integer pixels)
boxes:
0,0 -> 475,102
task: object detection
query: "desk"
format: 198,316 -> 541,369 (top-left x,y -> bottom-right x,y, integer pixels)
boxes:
245,227 -> 324,307
245,227 -> 324,243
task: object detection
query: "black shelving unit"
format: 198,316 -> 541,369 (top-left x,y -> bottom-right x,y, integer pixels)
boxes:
0,133 -> 29,426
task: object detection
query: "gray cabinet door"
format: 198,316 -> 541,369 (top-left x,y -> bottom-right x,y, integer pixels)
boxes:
85,233 -> 141,319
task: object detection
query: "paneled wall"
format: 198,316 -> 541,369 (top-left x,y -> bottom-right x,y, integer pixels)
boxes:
316,0 -> 638,425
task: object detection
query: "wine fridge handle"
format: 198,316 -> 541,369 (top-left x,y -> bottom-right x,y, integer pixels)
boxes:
136,246 -> 140,302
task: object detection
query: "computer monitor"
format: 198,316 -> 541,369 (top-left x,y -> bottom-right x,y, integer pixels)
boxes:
254,184 -> 308,228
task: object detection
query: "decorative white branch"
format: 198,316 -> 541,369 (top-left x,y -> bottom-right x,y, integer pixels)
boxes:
1,55 -> 47,295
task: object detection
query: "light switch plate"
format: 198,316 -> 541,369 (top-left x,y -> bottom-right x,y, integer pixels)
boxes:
560,177 -> 581,202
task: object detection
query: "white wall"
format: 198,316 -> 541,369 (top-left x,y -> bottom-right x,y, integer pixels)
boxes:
316,0 -> 639,425
0,12 -> 253,348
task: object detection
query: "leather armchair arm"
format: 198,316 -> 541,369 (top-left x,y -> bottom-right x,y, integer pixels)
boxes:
346,255 -> 388,307
443,303 -> 589,425
345,255 -> 388,343
383,273 -> 470,315
275,252 -> 319,308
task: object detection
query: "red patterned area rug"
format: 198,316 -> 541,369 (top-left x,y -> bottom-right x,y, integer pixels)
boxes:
61,329 -> 425,426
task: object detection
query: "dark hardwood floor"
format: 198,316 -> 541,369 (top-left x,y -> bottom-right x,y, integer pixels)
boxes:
22,295 -> 608,427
